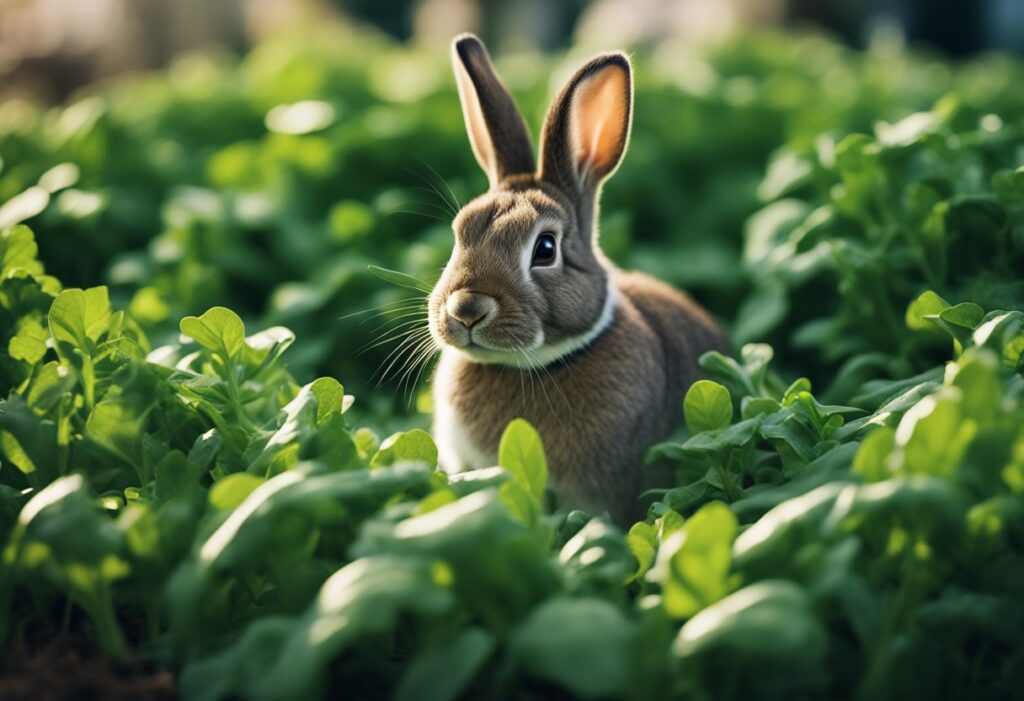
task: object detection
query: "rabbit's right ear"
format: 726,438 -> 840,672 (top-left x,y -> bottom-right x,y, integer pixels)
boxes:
452,34 -> 535,188
539,53 -> 633,200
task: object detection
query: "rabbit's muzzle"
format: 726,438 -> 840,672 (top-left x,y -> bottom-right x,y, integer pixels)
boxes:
443,290 -> 498,345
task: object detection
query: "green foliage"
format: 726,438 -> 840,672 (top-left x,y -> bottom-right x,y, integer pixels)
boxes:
1,24 -> 1023,701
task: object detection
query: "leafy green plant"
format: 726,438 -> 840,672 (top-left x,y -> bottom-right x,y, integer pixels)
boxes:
1,24 -> 1024,701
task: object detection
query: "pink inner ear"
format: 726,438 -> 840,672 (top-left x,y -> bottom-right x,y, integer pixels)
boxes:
455,59 -> 498,183
570,65 -> 629,183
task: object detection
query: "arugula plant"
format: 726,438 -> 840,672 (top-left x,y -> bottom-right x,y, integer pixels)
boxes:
1,26 -> 1024,701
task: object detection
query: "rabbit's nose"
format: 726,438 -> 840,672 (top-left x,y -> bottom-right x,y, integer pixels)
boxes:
446,290 -> 498,329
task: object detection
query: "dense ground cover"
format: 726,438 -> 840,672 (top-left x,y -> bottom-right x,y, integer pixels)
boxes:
1,26 -> 1023,700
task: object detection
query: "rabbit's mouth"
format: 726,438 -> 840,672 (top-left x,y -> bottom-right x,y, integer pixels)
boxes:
444,332 -> 537,363
433,320 -> 543,367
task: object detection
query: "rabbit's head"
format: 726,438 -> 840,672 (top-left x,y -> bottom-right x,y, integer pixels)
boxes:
428,34 -> 632,367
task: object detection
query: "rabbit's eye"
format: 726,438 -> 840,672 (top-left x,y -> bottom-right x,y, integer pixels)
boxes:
531,233 -> 557,267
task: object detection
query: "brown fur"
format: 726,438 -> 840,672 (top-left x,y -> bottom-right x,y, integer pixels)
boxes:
430,35 -> 728,523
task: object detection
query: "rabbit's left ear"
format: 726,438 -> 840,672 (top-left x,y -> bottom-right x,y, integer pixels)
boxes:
452,34 -> 536,188
539,53 -> 633,198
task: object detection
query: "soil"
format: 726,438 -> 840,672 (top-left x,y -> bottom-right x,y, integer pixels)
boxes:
0,636 -> 177,701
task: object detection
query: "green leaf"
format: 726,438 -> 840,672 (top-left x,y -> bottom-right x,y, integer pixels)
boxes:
394,628 -> 494,701
509,597 -> 633,700
309,377 -> 345,425
180,555 -> 453,701
896,393 -> 977,478
626,521 -> 658,581
499,479 -> 537,525
154,450 -> 204,502
209,473 -> 266,510
371,429 -> 437,469
48,287 -> 111,349
85,399 -> 147,474
949,350 -> 1003,424
559,518 -> 634,588
180,307 -> 245,360
905,290 -> 950,331
0,396 -> 59,480
498,418 -> 548,502
681,417 -> 761,454
938,303 -> 985,330
655,501 -> 738,618
673,580 -> 827,698
8,335 -> 47,365
699,351 -> 757,398
0,225 -> 44,277
684,380 -> 734,434
852,426 -> 896,482
25,361 -> 76,413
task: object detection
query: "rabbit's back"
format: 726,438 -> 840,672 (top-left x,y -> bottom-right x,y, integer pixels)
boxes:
613,270 -> 729,417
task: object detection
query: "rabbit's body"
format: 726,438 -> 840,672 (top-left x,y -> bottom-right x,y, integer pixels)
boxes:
427,35 -> 726,521
434,268 -> 724,521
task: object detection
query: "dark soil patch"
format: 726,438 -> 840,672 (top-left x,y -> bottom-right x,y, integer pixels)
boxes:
0,637 -> 176,701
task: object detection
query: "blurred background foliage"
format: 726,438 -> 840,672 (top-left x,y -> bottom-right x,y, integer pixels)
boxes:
2,0 -> 1023,423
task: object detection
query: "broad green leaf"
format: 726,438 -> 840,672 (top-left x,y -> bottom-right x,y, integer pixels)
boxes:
938,303 -> 985,330
394,628 -> 494,701
499,479 -> 537,525
180,307 -> 245,360
8,335 -> 47,365
681,417 -> 761,454
209,473 -> 266,510
655,501 -> 738,618
559,518 -> 633,588
949,350 -> 1002,424
684,380 -> 733,433
371,428 -> 437,469
48,286 -> 111,349
895,393 -> 977,478
199,464 -> 431,569
498,418 -> 548,501
852,426 -> 896,482
26,361 -> 76,413
0,396 -> 60,480
309,376 -> 345,425
353,427 -> 380,460
0,225 -> 44,277
85,398 -> 147,473
180,555 -> 453,701
626,521 -> 658,580
699,351 -> 757,398
905,290 -> 950,331
509,597 -> 632,700
673,580 -> 826,699
154,450 -> 204,502
6,474 -> 128,659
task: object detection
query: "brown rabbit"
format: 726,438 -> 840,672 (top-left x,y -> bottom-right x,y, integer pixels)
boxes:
429,34 -> 728,523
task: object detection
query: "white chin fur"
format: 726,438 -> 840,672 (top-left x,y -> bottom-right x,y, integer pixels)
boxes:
452,280 -> 618,369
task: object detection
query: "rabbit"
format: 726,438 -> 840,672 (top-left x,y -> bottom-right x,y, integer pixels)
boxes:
428,34 -> 728,524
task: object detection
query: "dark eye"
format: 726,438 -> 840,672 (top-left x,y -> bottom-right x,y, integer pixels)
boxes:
531,233 -> 557,267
